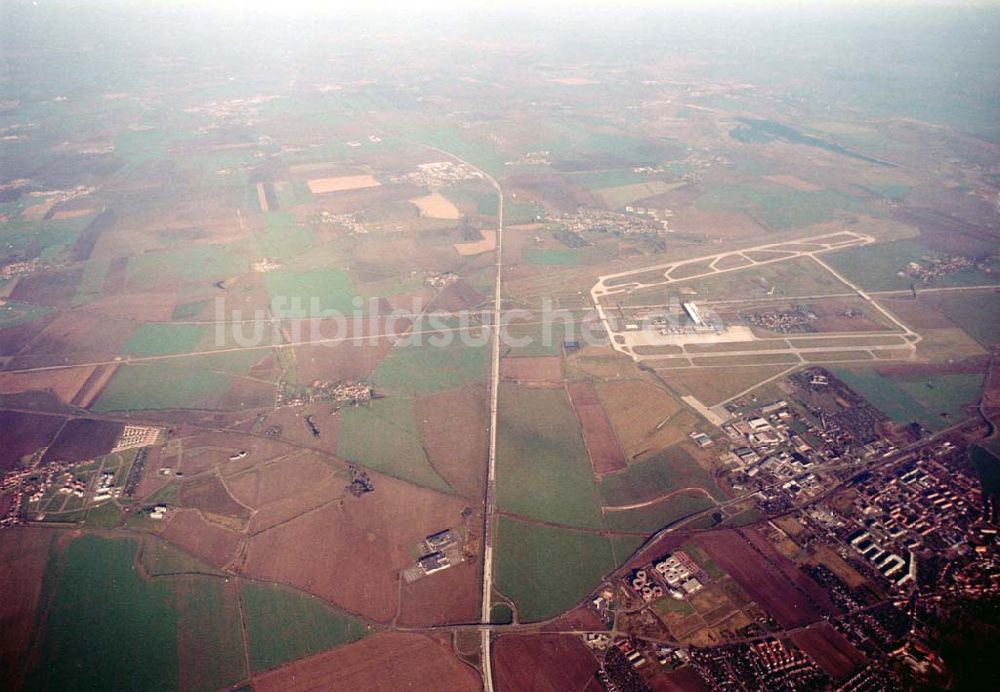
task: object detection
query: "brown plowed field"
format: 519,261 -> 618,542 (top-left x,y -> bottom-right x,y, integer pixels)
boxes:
881,296 -> 953,329
567,381 -> 626,474
0,411 -> 65,470
397,560 -> 480,626
41,418 -> 123,463
0,313 -> 57,355
0,367 -> 95,404
161,509 -> 241,569
255,404 -> 341,458
415,385 -> 488,500
85,290 -> 178,321
254,632 -> 479,692
133,445 -> 168,499
101,256 -> 129,294
179,430 -> 296,476
790,622 -> 868,682
217,377 -> 275,410
226,451 -> 335,512
428,279 -> 485,312
505,173 -> 595,213
6,312 -> 135,364
493,634 -> 599,692
291,337 -> 392,384
541,603 -> 608,632
71,364 -> 118,408
244,474 -> 468,622
0,528 -> 57,689
180,474 -> 251,519
10,267 -> 84,307
693,530 -> 823,629
500,356 -> 562,384
875,355 -> 989,378
740,527 -> 839,615
649,666 -> 710,691
596,379 -> 686,459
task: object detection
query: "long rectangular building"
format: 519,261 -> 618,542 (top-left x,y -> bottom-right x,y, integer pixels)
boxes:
682,302 -> 704,327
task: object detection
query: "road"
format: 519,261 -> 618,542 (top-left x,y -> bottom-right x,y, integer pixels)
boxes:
417,145 -> 503,692
480,169 -> 503,692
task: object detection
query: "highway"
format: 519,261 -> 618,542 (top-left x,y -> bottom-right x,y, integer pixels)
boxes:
480,169 -> 503,692
416,146 -> 504,692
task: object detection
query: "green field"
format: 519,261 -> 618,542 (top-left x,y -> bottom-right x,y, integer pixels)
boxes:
490,603 -> 514,625
652,595 -> 696,617
25,535 -> 246,692
337,396 -> 453,493
566,169 -> 657,190
826,239 -> 1000,292
372,339 -> 487,395
175,578 -> 249,690
140,536 -> 227,577
610,534 -> 646,567
696,183 -> 866,230
679,542 -> 726,579
73,259 -> 110,306
264,268 -> 357,318
171,298 -> 211,320
495,516 -> 614,622
602,490 -> 716,532
242,581 -> 369,672
523,248 -> 583,266
1,215 -> 93,264
505,201 -> 545,225
594,180 -> 680,208
599,446 -> 725,506
126,242 -> 251,286
0,301 -> 53,328
624,255 -> 851,306
256,212 -> 315,262
937,291 -> 1000,348
555,132 -> 680,169
833,367 -> 983,432
408,127 -> 506,178
91,351 -> 262,412
122,323 -> 208,356
25,535 -> 178,690
495,385 -> 604,528
82,500 -> 125,528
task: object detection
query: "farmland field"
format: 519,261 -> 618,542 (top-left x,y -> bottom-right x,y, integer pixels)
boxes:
696,183 -> 866,230
599,445 -> 725,506
90,351 -> 263,412
832,367 -> 982,432
1,6 -> 997,688
826,239 -> 1000,292
264,268 -> 357,317
256,212 -> 315,262
122,322 -> 207,356
373,339 -> 487,395
337,397 -> 453,493
936,291 -> 1000,348
494,516 -> 614,622
253,631 -> 480,692
24,535 -> 177,692
495,385 -> 604,528
602,490 -> 716,532
23,535 -> 247,692
523,248 -> 582,265
306,175 -> 380,194
242,581 -> 369,672
622,255 -> 853,305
